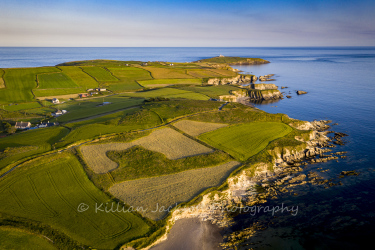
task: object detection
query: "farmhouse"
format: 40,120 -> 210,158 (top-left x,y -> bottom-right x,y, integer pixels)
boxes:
52,98 -> 59,104
52,110 -> 67,117
95,88 -> 107,92
39,121 -> 58,128
79,93 -> 89,98
15,121 -> 31,130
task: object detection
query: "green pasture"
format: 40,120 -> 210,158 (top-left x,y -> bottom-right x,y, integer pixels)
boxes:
57,109 -> 161,148
176,85 -> 240,98
138,78 -> 202,88
0,69 -> 4,88
33,88 -> 84,97
38,72 -> 78,89
106,67 -> 152,91
120,88 -> 209,100
186,69 -> 224,78
81,66 -> 118,82
57,59 -> 142,67
0,153 -> 150,249
0,227 -> 56,250
0,67 -> 59,103
199,122 -> 293,161
58,66 -> 98,88
0,127 -> 69,171
142,66 -> 195,79
2,102 -> 42,112
52,96 -> 143,123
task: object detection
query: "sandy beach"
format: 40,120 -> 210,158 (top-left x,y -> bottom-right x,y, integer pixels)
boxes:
150,218 -> 223,250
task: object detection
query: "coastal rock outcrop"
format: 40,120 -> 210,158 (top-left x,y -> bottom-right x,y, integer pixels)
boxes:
207,75 -> 256,85
296,90 -> 308,95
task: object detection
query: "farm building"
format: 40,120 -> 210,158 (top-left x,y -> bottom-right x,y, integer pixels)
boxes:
80,93 -> 89,98
39,121 -> 58,128
52,98 -> 59,104
15,121 -> 31,130
52,110 -> 67,117
87,88 -> 94,92
96,88 -> 107,92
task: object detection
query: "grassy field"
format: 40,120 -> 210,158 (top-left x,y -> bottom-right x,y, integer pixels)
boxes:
199,122 -> 293,161
53,96 -> 144,123
0,227 -> 56,250
33,88 -> 84,97
120,88 -> 209,100
81,66 -> 118,82
58,66 -> 98,88
57,109 -> 161,148
2,102 -> 42,112
38,72 -> 79,89
173,120 -> 227,137
176,85 -> 240,98
0,127 -> 69,171
0,67 -> 59,103
109,161 -> 240,220
186,69 -> 224,78
107,67 -> 152,91
138,78 -> 202,88
0,153 -> 150,249
0,69 -> 4,88
80,127 -> 213,173
141,67 -> 196,79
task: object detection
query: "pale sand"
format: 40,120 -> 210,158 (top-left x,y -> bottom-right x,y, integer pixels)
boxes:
150,218 -> 222,250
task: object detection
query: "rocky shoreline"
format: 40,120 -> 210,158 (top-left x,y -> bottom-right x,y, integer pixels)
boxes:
144,120 -> 348,250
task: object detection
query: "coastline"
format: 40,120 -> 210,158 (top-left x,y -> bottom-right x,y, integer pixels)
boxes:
145,119 -> 344,249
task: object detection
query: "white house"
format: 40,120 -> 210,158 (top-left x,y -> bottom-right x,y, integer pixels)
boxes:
52,98 -> 59,104
15,121 -> 31,130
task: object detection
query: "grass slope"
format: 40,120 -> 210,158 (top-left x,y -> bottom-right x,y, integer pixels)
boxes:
0,69 -> 5,88
81,66 -> 118,82
38,72 -> 79,89
0,127 -> 69,171
0,153 -> 150,249
0,227 -> 56,250
107,67 -> 152,91
0,67 -> 59,103
58,66 -> 98,89
120,88 -> 209,100
138,78 -> 202,88
141,67 -> 195,79
2,102 -> 42,112
199,122 -> 293,161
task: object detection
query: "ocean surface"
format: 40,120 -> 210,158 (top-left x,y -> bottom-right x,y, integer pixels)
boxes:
1,47 -> 374,249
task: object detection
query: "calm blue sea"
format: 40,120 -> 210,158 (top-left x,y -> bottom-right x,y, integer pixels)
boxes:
1,47 -> 374,248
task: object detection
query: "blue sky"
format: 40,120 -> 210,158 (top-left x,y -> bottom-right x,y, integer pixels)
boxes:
1,0 -> 374,46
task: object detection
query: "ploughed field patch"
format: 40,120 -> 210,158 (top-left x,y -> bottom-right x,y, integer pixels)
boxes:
172,119 -> 228,137
80,127 -> 214,174
199,122 -> 293,161
109,161 -> 240,220
0,153 -> 150,249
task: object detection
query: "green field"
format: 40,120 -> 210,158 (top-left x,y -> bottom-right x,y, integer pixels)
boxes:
107,67 -> 152,91
0,69 -> 5,88
53,96 -> 144,123
57,109 -> 161,147
120,88 -> 209,100
0,153 -> 150,249
0,127 -> 69,171
142,66 -> 196,79
176,85 -> 240,98
2,102 -> 42,112
81,66 -> 118,82
199,122 -> 293,161
58,66 -> 98,88
0,67 -> 59,103
197,56 -> 269,65
33,88 -> 84,97
0,227 -> 56,250
138,78 -> 202,88
38,72 -> 79,89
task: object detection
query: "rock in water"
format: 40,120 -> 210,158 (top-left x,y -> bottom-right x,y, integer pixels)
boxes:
296,90 -> 308,95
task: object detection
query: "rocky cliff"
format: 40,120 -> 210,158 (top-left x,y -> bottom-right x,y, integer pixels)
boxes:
207,75 -> 257,85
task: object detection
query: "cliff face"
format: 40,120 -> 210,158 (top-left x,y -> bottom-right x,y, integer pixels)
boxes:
248,89 -> 282,100
249,83 -> 278,90
207,75 -> 257,85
